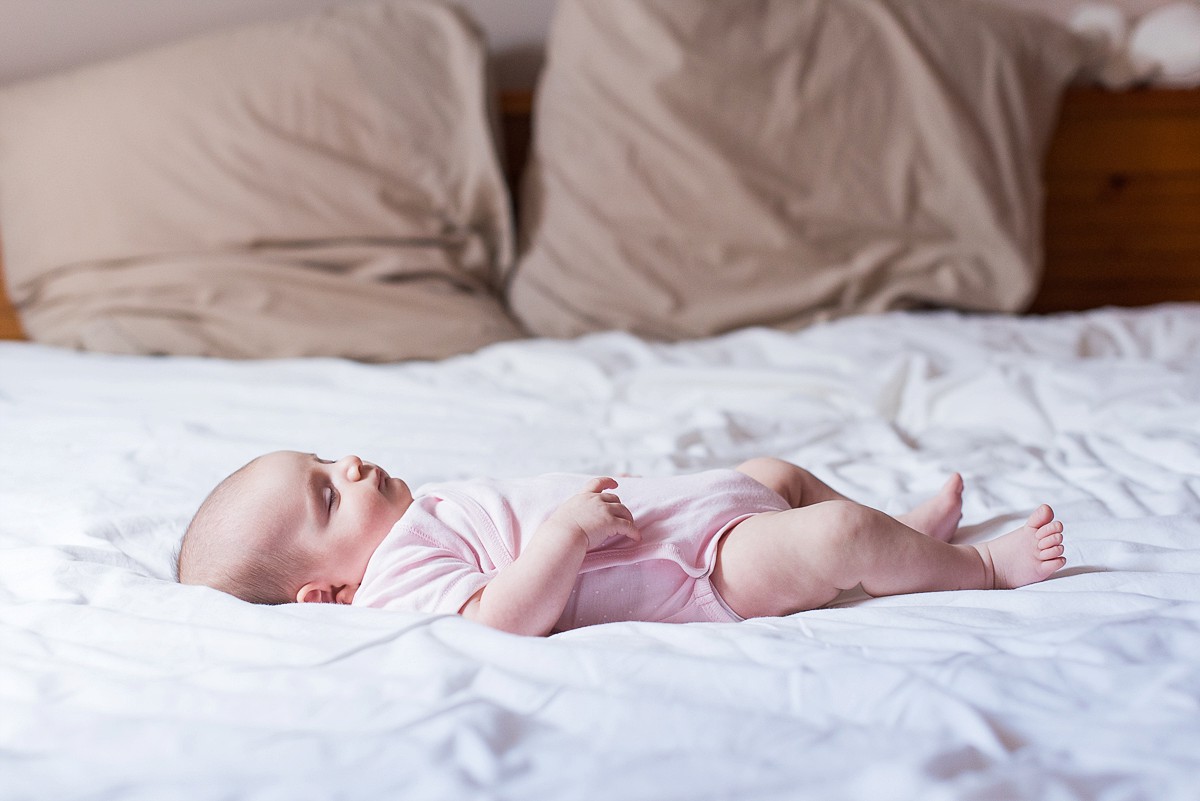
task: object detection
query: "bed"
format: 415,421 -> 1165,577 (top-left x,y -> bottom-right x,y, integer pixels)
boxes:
2,1 -> 1200,798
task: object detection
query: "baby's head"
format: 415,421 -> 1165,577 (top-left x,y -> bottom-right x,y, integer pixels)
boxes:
177,450 -> 412,605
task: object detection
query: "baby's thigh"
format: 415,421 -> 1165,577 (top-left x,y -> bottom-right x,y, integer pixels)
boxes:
711,506 -> 846,618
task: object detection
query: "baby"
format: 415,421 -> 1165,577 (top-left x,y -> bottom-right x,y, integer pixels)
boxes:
177,452 -> 1066,635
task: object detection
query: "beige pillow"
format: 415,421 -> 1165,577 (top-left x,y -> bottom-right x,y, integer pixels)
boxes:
508,0 -> 1093,340
0,0 -> 522,360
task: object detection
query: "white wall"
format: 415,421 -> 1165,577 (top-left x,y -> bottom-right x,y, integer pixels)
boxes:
0,0 -> 558,89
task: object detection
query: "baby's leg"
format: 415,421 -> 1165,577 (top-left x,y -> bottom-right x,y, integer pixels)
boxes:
735,458 -> 963,541
896,474 -> 963,542
711,501 -> 1065,617
734,457 -> 849,507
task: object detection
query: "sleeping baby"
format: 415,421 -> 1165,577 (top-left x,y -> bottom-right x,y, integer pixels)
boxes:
177,452 -> 1066,634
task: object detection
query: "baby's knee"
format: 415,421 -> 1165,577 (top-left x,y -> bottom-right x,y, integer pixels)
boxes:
736,457 -> 806,503
737,456 -> 795,476
810,500 -> 878,550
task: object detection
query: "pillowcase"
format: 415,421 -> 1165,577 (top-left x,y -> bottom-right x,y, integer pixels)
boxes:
0,0 -> 522,360
507,0 -> 1093,340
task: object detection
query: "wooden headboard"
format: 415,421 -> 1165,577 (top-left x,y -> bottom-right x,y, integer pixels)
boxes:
1035,87 -> 1200,312
0,247 -> 20,339
2,86 -> 1198,342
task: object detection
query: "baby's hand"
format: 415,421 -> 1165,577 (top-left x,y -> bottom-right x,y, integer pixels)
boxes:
551,477 -> 640,550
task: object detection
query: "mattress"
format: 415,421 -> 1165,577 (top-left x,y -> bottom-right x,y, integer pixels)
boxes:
2,305 -> 1199,799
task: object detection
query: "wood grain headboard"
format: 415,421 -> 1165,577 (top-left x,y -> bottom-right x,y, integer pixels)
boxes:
2,86 -> 1198,342
1035,87 -> 1200,312
0,247 -> 20,339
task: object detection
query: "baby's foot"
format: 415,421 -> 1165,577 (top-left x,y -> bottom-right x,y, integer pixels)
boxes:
898,473 -> 963,542
972,505 -> 1066,589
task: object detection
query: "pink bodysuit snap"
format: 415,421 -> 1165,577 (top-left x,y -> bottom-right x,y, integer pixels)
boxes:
352,469 -> 789,630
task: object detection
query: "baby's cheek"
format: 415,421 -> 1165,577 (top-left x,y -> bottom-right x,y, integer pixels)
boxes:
364,500 -> 400,542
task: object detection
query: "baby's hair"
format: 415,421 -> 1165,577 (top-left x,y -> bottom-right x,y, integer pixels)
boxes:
178,457 -> 311,605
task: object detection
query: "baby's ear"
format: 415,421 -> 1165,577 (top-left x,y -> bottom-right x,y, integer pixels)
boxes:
296,582 -> 333,604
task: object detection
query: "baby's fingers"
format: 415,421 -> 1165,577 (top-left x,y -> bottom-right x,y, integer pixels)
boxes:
608,502 -> 641,540
603,498 -> 634,521
583,476 -> 618,494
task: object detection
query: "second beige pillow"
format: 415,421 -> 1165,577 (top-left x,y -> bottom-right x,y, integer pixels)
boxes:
509,0 -> 1092,339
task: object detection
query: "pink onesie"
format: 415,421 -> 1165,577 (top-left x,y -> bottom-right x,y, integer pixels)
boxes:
352,469 -> 790,630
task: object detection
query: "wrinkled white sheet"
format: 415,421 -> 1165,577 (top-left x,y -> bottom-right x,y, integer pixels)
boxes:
2,305 -> 1199,800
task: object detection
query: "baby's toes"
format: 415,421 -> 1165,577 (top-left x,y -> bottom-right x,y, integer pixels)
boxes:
1026,504 -> 1054,530
1037,522 -> 1065,559
1038,554 -> 1067,578
1038,526 -> 1063,546
1034,519 -> 1062,538
1040,543 -> 1065,560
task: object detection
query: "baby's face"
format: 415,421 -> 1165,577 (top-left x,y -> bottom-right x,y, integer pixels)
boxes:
250,450 -> 413,604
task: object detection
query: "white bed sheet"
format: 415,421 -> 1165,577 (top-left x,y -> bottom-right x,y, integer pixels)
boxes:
2,305 -> 1199,800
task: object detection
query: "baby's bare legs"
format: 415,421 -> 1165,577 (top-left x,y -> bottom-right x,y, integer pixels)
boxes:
897,474 -> 963,542
711,500 -> 1066,618
735,458 -> 963,542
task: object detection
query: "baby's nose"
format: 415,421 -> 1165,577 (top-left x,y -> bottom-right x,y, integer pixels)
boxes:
338,454 -> 364,480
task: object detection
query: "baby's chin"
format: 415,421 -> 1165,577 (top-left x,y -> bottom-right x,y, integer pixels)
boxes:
385,481 -> 414,517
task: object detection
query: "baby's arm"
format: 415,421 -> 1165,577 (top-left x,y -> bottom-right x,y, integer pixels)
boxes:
459,478 -> 639,636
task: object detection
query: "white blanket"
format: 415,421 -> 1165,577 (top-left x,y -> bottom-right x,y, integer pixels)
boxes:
2,305 -> 1199,799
